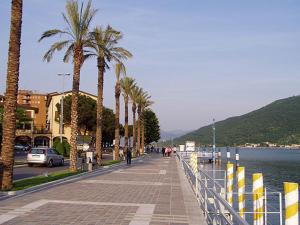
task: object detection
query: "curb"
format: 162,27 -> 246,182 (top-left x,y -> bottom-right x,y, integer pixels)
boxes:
0,155 -> 147,201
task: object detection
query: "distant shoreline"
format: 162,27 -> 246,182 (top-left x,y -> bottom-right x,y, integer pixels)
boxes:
226,146 -> 300,150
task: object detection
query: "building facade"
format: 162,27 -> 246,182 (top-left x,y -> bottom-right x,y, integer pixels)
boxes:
1,90 -> 97,147
17,90 -> 48,131
47,91 -> 97,144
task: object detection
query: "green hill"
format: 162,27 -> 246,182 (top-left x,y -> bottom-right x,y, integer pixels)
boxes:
174,96 -> 300,146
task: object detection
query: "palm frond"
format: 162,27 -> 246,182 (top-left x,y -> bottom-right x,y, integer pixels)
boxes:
39,0 -> 97,63
121,76 -> 136,97
83,53 -> 96,62
63,43 -> 74,63
115,63 -> 126,81
39,29 -> 71,42
88,24 -> 132,69
43,40 -> 71,62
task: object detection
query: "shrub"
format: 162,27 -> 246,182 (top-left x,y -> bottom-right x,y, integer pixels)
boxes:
53,139 -> 70,157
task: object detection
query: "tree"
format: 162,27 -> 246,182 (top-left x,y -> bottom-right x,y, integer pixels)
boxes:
136,90 -> 150,155
86,25 -> 132,165
120,77 -> 136,155
140,95 -> 153,153
0,107 -> 31,150
143,109 -> 160,144
56,95 -> 118,147
129,86 -> 142,155
39,0 -> 97,171
1,0 -> 23,190
102,108 -> 116,145
114,63 -> 126,160
56,95 -> 96,135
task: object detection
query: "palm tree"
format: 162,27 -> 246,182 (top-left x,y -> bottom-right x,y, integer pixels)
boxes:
136,90 -> 150,156
39,0 -> 97,171
120,77 -> 136,155
141,97 -> 153,154
114,63 -> 126,160
1,0 -> 23,190
129,86 -> 141,156
86,26 -> 132,166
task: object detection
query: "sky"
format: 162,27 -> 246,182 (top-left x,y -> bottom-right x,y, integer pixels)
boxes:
1,0 -> 300,132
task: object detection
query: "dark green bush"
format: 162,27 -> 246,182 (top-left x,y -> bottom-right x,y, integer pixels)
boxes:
53,139 -> 70,157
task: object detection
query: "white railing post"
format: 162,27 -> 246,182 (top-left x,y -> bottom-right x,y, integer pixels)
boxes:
264,187 -> 267,225
279,192 -> 283,225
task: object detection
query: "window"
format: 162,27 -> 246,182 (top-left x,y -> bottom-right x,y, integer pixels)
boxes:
30,149 -> 45,154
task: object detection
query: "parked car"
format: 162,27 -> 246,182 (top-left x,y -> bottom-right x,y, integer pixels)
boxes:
14,144 -> 26,151
27,147 -> 64,167
14,144 -> 31,152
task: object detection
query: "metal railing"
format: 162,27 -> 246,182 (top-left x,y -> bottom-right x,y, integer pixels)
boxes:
177,151 -> 284,225
178,152 -> 249,225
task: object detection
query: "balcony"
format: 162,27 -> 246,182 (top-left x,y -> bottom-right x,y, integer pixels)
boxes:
33,125 -> 51,134
15,124 -> 51,136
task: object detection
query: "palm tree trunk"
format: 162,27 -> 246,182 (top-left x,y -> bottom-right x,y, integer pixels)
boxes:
69,45 -> 83,172
124,95 -> 129,155
132,104 -> 136,155
1,0 -> 23,190
95,57 -> 104,166
114,82 -> 120,160
141,109 -> 145,154
137,106 -> 141,156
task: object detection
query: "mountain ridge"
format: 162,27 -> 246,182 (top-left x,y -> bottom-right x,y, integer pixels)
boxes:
174,95 -> 300,146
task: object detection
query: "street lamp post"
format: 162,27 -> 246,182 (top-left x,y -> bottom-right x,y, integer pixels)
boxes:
212,118 -> 216,163
58,73 -> 70,143
212,118 -> 216,189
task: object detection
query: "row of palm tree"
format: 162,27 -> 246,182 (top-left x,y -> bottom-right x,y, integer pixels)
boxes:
120,77 -> 153,159
1,0 -> 153,190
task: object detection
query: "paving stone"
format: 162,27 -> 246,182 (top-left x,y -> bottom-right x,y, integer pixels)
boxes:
0,154 -> 206,225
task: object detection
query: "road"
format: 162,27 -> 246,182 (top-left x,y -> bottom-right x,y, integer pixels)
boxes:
13,150 -> 70,180
13,152 -> 114,181
13,162 -> 70,181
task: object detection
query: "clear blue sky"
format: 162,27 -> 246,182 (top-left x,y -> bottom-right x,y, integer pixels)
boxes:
1,0 -> 300,131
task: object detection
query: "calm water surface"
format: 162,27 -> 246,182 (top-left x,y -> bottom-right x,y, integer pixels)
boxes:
220,148 -> 300,192
202,147 -> 300,224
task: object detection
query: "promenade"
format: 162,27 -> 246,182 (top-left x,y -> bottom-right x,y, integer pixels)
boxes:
0,154 -> 206,225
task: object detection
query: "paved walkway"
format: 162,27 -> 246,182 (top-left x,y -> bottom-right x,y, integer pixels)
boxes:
0,154 -> 206,225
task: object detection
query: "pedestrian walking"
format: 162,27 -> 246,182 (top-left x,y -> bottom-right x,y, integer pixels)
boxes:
126,148 -> 132,165
162,147 -> 166,157
166,146 -> 172,157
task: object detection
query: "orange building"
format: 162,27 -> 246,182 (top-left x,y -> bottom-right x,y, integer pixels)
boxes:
17,90 -> 48,132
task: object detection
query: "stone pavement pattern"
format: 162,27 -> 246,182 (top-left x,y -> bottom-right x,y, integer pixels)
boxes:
0,154 -> 206,225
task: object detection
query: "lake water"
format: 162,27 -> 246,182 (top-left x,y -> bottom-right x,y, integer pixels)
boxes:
220,147 -> 300,192
202,147 -> 300,224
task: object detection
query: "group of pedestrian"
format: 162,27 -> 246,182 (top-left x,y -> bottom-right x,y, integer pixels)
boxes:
162,146 -> 172,157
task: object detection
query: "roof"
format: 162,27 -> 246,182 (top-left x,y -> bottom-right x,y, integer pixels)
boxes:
18,90 -> 47,96
0,103 -> 39,113
46,90 -> 97,107
48,90 -> 97,98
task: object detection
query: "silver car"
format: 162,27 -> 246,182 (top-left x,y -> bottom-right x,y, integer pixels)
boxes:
27,147 -> 64,167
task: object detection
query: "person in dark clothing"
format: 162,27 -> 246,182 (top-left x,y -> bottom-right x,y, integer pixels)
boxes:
162,147 -> 166,157
151,146 -> 154,153
126,148 -> 132,165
